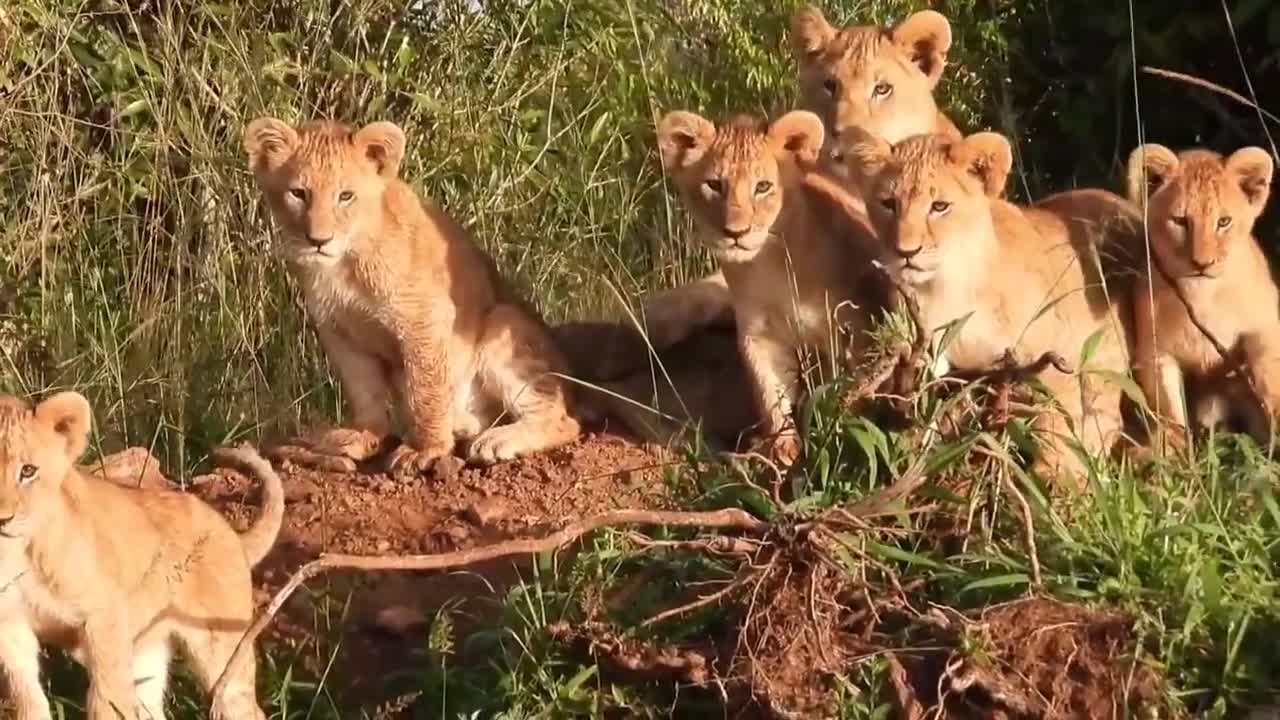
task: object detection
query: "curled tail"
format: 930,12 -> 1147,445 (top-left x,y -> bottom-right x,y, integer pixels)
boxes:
211,445 -> 285,567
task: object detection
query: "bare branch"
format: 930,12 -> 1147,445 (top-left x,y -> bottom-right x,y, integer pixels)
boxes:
211,508 -> 767,702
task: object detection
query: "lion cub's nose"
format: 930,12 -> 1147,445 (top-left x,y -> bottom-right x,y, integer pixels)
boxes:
0,514 -> 13,527
896,245 -> 922,259
307,235 -> 333,248
723,226 -> 749,240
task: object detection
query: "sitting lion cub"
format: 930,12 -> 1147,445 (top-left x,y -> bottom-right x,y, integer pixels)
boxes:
1125,143 -> 1280,446
0,392 -> 284,720
243,118 -> 582,473
849,131 -> 1138,479
655,109 -> 887,462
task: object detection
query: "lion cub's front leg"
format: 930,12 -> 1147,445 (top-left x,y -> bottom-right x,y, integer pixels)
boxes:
0,621 -> 52,720
1134,297 -> 1190,454
386,315 -> 457,475
83,618 -> 137,720
310,324 -> 394,460
739,332 -> 803,465
464,304 -> 581,465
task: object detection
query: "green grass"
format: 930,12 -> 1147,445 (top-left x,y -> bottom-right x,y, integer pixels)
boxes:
3,0 -> 1279,718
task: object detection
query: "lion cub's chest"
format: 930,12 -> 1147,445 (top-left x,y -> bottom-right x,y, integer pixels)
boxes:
297,265 -> 401,361
725,258 -> 857,350
1152,286 -> 1247,377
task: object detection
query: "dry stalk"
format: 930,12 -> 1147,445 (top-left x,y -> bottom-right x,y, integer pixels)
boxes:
211,507 -> 766,702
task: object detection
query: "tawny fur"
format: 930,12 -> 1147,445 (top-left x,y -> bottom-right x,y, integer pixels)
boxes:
1125,143 -> 1279,445
243,118 -> 581,471
791,5 -> 960,154
656,109 -> 888,463
0,392 -> 284,720
852,131 -> 1140,481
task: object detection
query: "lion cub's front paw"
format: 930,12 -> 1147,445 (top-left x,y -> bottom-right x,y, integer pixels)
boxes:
310,427 -> 387,461
467,426 -> 529,466
384,444 -> 461,481
753,430 -> 802,468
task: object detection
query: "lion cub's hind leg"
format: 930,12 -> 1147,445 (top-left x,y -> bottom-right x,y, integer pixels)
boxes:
132,639 -> 172,720
174,604 -> 266,720
466,304 -> 581,465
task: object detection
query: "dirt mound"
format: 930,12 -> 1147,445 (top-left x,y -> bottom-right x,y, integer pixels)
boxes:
186,431 -> 680,705
890,596 -> 1168,720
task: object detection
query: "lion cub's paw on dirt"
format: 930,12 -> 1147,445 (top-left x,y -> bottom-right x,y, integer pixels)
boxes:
756,431 -> 803,468
466,417 -> 582,466
383,443 -> 464,482
0,391 -> 284,720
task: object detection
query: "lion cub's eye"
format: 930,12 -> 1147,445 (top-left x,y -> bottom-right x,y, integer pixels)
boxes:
704,178 -> 724,194
822,78 -> 838,96
879,197 -> 898,214
1170,215 -> 1189,228
872,82 -> 893,98
755,181 -> 774,195
1216,216 -> 1233,231
17,464 -> 37,484
338,190 -> 355,204
288,187 -> 307,202
930,200 -> 951,215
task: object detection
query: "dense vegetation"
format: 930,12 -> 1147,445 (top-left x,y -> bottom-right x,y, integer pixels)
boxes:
1,0 -> 1278,717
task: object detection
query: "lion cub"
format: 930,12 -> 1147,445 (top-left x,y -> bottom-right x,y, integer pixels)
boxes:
244,118 -> 580,472
849,131 -> 1138,479
1125,143 -> 1279,445
791,6 -> 959,154
0,392 -> 284,720
655,109 -> 886,462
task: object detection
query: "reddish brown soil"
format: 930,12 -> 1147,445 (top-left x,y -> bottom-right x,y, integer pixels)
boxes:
186,431 -> 680,707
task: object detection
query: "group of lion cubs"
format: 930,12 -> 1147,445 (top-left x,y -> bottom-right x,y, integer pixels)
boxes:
1,5 -> 1276,719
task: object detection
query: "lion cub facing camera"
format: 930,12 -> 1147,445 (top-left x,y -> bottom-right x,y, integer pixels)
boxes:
0,392 -> 284,720
244,118 -> 581,473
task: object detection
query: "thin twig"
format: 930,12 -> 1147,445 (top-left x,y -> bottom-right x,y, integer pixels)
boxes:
211,508 -> 766,701
640,571 -> 757,628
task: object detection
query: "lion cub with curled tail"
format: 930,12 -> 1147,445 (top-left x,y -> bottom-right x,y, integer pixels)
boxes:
244,118 -> 582,473
1125,143 -> 1280,447
0,392 -> 284,720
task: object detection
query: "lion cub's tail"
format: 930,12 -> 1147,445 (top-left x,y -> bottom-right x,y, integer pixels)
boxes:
211,445 -> 286,567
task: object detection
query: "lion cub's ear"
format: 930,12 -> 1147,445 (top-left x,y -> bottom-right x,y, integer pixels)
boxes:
1125,144 -> 1179,206
767,111 -> 825,167
243,117 -> 299,177
354,121 -> 407,179
657,111 -> 716,172
952,132 -> 1012,198
1225,146 -> 1274,210
34,391 -> 92,461
790,5 -> 836,61
891,10 -> 952,89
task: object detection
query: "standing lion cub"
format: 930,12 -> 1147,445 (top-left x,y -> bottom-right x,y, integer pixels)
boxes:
0,392 -> 284,720
244,118 -> 581,473
1125,143 -> 1280,446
